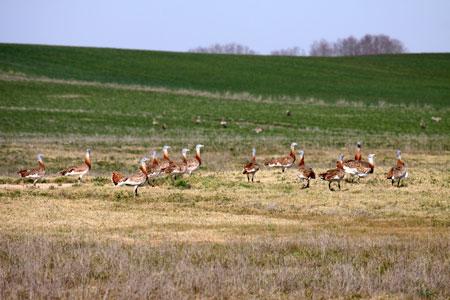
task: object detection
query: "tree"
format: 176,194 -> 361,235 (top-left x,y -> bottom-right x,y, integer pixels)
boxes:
189,43 -> 257,55
309,34 -> 406,56
270,47 -> 305,56
309,39 -> 334,56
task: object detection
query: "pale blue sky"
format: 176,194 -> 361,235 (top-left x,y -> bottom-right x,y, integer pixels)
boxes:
1,0 -> 449,54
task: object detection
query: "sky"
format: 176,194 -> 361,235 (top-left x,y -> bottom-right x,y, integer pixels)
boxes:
1,0 -> 449,54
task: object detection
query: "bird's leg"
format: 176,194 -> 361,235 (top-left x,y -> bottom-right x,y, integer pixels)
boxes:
247,174 -> 249,182
251,174 -> 254,183
78,176 -> 82,184
282,168 -> 285,173
33,179 -> 38,187
328,182 -> 334,191
397,179 -> 401,187
306,179 -> 310,188
391,179 -> 394,186
338,181 -> 341,190
134,186 -> 139,197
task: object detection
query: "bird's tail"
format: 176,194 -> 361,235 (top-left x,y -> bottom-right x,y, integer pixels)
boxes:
17,169 -> 29,177
111,171 -> 124,185
386,168 -> 393,179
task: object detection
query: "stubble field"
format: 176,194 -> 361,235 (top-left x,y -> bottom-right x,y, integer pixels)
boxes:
0,44 -> 449,298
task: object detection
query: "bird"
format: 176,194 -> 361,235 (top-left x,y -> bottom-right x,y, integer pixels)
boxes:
146,150 -> 162,185
186,144 -> 204,175
319,154 -> 345,191
165,148 -> 189,179
60,149 -> 92,183
17,153 -> 45,187
343,154 -> 376,182
297,150 -> 316,189
386,150 -> 408,187
220,119 -> 228,128
158,145 -> 173,173
242,148 -> 260,183
264,142 -> 298,172
112,157 -> 149,196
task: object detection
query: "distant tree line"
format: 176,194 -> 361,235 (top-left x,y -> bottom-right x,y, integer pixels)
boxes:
309,34 -> 406,56
188,43 -> 257,55
189,34 -> 406,56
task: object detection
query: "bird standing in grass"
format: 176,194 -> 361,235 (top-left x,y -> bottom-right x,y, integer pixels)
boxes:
387,150 -> 408,187
297,150 -> 315,189
343,154 -> 376,182
165,148 -> 189,179
17,154 -> 45,187
243,148 -> 260,182
319,154 -> 345,191
60,149 -> 92,183
146,150 -> 161,185
264,142 -> 298,172
112,157 -> 149,196
186,144 -> 204,175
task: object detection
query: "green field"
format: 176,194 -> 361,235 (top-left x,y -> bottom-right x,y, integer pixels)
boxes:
0,44 -> 449,298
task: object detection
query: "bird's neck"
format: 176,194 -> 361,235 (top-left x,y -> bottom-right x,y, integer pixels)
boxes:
84,154 -> 91,169
163,151 -> 170,161
195,152 -> 202,164
368,156 -> 375,167
289,149 -> 296,161
38,160 -> 45,170
337,160 -> 344,169
140,163 -> 148,175
355,149 -> 361,160
298,156 -> 304,166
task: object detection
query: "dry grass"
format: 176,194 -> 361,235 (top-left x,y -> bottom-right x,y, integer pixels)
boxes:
0,148 -> 449,298
0,136 -> 449,298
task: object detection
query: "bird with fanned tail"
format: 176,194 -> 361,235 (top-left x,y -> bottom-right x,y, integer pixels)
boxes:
243,148 -> 260,183
387,150 -> 408,187
17,154 -> 46,187
112,157 -> 149,196
343,153 -> 376,182
165,148 -> 190,179
60,149 -> 92,183
186,144 -> 204,175
264,142 -> 298,172
297,150 -> 315,189
319,154 -> 345,191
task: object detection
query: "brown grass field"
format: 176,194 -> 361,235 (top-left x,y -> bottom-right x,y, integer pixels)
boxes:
0,137 -> 449,299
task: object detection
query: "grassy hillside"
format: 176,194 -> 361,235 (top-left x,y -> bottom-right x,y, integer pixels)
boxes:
1,43 -> 450,106
0,44 -> 449,298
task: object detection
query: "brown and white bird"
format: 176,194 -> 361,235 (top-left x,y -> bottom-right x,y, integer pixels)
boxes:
387,150 -> 408,187
264,142 -> 298,172
343,154 -> 375,181
297,150 -> 316,189
186,144 -> 204,175
319,154 -> 345,191
17,153 -> 45,186
165,148 -> 189,179
146,150 -> 162,185
60,149 -> 92,183
112,157 -> 149,196
242,148 -> 260,182
158,145 -> 173,173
